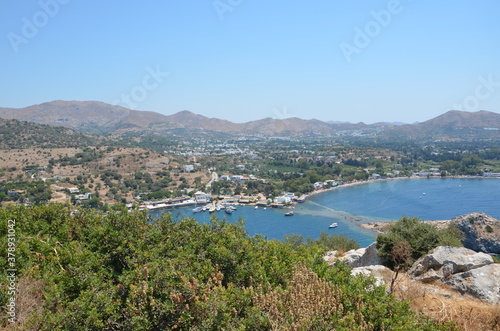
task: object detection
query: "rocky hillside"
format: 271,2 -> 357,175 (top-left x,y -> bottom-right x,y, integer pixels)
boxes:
449,212 -> 500,254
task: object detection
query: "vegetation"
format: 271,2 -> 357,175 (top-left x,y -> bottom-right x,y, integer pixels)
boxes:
376,216 -> 463,269
0,204 -> 456,330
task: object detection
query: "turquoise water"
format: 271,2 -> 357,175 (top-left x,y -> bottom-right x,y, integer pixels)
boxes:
150,178 -> 500,247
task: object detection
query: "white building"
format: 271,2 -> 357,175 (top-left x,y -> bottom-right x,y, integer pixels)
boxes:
275,196 -> 292,204
194,191 -> 211,203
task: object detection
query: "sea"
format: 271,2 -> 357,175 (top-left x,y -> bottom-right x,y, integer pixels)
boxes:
149,178 -> 500,247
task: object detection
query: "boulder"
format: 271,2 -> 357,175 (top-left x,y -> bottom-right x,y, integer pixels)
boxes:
351,265 -> 393,287
409,246 -> 493,282
442,264 -> 500,304
336,242 -> 382,268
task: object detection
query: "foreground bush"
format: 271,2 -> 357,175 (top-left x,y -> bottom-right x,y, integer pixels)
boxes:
1,205 -> 456,330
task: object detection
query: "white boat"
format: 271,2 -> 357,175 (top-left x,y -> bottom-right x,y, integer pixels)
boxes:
209,206 -> 216,213
192,206 -> 203,213
255,206 -> 258,209
329,222 -> 338,228
285,211 -> 294,216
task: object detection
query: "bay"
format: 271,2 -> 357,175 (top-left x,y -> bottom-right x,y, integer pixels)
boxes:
150,178 -> 500,248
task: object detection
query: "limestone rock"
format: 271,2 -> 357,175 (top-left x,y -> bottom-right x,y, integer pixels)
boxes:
337,242 -> 382,268
442,264 -> 500,304
409,246 -> 493,282
351,265 -> 393,287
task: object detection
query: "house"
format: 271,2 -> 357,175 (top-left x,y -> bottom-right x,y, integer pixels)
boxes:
236,164 -> 245,170
183,165 -> 194,171
371,173 -> 381,179
220,175 -> 230,181
7,190 -> 25,197
314,182 -> 324,190
230,175 -> 244,182
69,188 -> 79,193
194,191 -> 211,204
76,193 -> 91,200
275,196 -> 292,204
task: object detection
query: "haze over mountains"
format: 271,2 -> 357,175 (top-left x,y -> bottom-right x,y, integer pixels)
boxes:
0,100 -> 499,140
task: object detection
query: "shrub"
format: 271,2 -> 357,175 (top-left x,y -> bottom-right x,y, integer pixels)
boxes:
0,205 -> 455,330
376,216 -> 463,268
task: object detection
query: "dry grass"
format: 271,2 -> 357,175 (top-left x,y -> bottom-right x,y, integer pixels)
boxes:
0,276 -> 45,331
392,273 -> 500,331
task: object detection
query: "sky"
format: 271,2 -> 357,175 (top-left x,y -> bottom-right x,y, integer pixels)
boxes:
1,1 -> 499,124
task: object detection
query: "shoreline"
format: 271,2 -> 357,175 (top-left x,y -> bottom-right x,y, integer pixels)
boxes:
301,175 -> 498,202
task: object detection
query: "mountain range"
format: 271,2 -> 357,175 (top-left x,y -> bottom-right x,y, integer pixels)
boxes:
0,100 -> 499,140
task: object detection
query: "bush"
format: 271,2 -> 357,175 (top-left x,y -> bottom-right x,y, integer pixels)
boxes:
0,205 -> 455,330
376,216 -> 463,268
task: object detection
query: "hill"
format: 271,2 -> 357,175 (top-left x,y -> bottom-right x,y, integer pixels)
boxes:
1,101 -> 499,140
0,118 -> 103,149
0,100 -> 173,134
383,110 -> 500,141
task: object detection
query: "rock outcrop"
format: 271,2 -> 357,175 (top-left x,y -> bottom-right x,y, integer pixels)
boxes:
409,246 -> 499,304
351,265 -> 393,287
441,264 -> 500,304
324,242 -> 382,268
450,213 -> 500,254
409,246 -> 493,282
324,243 -> 390,286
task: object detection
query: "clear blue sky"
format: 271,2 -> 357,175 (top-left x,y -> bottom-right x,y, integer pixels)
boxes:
1,1 -> 499,124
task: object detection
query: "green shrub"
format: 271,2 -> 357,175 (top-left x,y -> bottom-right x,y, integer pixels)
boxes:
376,216 -> 463,268
0,205 -> 455,330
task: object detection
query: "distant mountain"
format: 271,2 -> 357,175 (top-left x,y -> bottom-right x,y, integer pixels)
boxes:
383,110 -> 500,141
0,100 -> 173,134
0,101 -> 336,136
0,101 -> 499,140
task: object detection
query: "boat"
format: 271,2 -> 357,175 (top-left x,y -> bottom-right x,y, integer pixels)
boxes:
192,206 -> 203,213
209,206 -> 216,213
225,207 -> 234,214
329,222 -> 338,228
285,211 -> 294,216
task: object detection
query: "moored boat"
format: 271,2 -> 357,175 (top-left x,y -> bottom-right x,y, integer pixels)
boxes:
329,222 -> 338,228
285,211 -> 294,216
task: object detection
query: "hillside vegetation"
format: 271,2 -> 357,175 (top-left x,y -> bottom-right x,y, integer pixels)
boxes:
0,119 -> 103,150
0,204 -> 455,330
